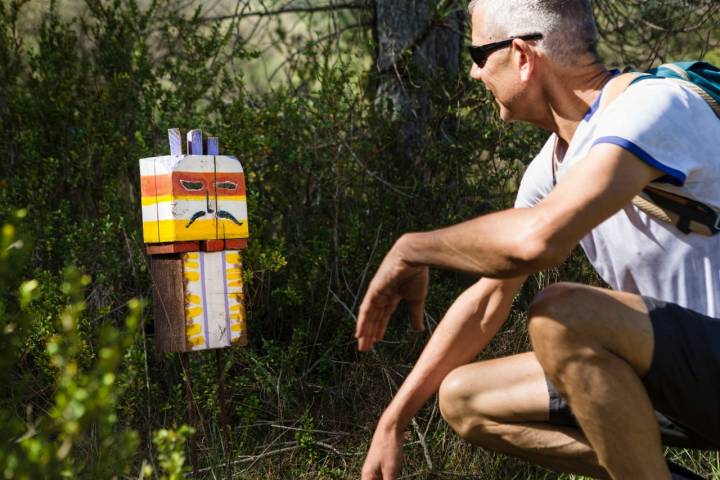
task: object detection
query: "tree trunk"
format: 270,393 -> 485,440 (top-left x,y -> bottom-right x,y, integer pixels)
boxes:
374,0 -> 464,163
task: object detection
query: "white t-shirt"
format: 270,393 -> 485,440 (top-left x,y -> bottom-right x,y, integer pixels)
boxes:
514,78 -> 720,317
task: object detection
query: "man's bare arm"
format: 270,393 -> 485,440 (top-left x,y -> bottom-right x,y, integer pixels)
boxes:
361,275 -> 526,479
356,144 -> 662,352
399,144 -> 664,277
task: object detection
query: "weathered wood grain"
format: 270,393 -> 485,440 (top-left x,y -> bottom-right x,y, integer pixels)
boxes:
168,128 -> 182,156
151,255 -> 188,352
187,129 -> 203,155
207,137 -> 219,155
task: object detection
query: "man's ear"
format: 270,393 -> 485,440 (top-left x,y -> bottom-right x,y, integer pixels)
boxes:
513,38 -> 536,82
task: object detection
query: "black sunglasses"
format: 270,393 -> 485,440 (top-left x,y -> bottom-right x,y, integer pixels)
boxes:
468,33 -> 543,67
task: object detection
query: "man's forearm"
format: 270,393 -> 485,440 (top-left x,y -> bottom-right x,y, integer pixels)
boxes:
378,276 -> 526,430
396,207 -> 563,279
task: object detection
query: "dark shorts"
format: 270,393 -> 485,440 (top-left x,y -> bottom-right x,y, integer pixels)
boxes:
546,296 -> 720,449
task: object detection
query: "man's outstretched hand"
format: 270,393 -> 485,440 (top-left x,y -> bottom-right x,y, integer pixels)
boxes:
355,237 -> 429,352
361,420 -> 405,479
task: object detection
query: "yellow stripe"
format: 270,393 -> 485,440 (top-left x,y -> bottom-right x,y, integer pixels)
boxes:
186,306 -> 203,319
230,323 -> 245,332
227,281 -> 243,288
184,261 -> 199,270
218,221 -> 249,237
185,294 -> 201,305
216,196 -> 247,202
141,194 -> 171,206
185,252 -> 199,260
142,223 -> 160,243
229,304 -> 243,312
184,271 -> 200,282
186,323 -> 202,336
143,219 -> 249,242
225,271 -> 242,280
188,336 -> 205,347
225,253 -> 241,263
141,195 -> 246,206
159,219 -> 216,240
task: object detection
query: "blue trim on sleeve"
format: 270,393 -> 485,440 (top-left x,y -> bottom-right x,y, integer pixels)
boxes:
592,136 -> 686,186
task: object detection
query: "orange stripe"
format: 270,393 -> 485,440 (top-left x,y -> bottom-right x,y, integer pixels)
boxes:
141,172 -> 246,198
141,174 -> 172,197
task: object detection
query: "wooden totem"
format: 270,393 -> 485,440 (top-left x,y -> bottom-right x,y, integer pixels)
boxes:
141,129 -> 249,352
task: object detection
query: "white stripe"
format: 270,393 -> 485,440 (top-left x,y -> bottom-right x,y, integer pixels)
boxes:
140,155 -> 243,174
202,252 -> 230,349
215,155 -> 244,172
142,199 -> 247,223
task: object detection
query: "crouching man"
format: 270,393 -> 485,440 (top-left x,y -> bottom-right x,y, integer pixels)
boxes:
355,1 -> 720,478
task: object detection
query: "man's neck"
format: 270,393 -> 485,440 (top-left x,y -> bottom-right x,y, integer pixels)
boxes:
538,64 -> 613,146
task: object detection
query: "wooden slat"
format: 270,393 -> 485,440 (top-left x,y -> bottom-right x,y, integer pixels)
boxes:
207,137 -> 219,155
151,255 -> 189,352
187,129 -> 203,155
146,241 -> 200,255
168,128 -> 182,156
225,238 -> 248,250
202,239 -> 225,252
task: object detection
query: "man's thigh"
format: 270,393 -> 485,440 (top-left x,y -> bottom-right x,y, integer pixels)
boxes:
529,282 -> 655,377
531,282 -> 720,449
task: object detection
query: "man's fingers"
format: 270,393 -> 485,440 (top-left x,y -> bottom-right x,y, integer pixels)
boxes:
357,335 -> 373,352
360,465 -> 381,480
381,463 -> 399,480
356,298 -> 374,338
408,299 -> 425,332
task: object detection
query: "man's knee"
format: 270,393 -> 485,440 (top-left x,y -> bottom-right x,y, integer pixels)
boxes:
439,365 -> 494,440
439,366 -> 473,437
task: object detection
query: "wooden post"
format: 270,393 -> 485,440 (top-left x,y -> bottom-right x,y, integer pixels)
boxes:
151,255 -> 187,352
140,128 -> 250,477
215,349 -> 233,479
179,352 -> 199,477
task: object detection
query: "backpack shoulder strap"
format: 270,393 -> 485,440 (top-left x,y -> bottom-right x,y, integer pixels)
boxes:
596,69 -> 720,236
631,63 -> 720,119
597,72 -> 645,112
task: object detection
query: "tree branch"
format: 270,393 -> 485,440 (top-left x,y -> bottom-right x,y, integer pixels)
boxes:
200,2 -> 369,22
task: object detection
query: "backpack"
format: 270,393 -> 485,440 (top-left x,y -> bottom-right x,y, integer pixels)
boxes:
607,62 -> 720,236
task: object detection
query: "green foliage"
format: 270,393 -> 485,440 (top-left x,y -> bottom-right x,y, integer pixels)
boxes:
0,214 -> 140,478
152,425 -> 195,480
0,0 -> 718,478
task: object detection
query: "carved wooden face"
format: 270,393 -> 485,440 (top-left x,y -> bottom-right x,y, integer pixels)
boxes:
140,155 -> 249,243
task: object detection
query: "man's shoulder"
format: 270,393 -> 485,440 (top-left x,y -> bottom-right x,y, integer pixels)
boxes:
603,77 -> 714,126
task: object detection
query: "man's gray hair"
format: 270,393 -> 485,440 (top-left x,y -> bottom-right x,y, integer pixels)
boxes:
468,0 -> 600,66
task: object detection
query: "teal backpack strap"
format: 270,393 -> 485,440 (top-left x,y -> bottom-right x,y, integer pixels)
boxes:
630,62 -> 720,118
625,61 -> 720,236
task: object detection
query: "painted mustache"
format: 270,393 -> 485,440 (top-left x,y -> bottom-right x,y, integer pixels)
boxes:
185,210 -> 243,228
184,190 -> 244,228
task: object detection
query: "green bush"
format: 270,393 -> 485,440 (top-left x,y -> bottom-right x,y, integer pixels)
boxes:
1,0 -> 718,478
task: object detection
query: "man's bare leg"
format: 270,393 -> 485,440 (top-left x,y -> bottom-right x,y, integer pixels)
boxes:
528,282 -> 669,480
439,351 -> 609,479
